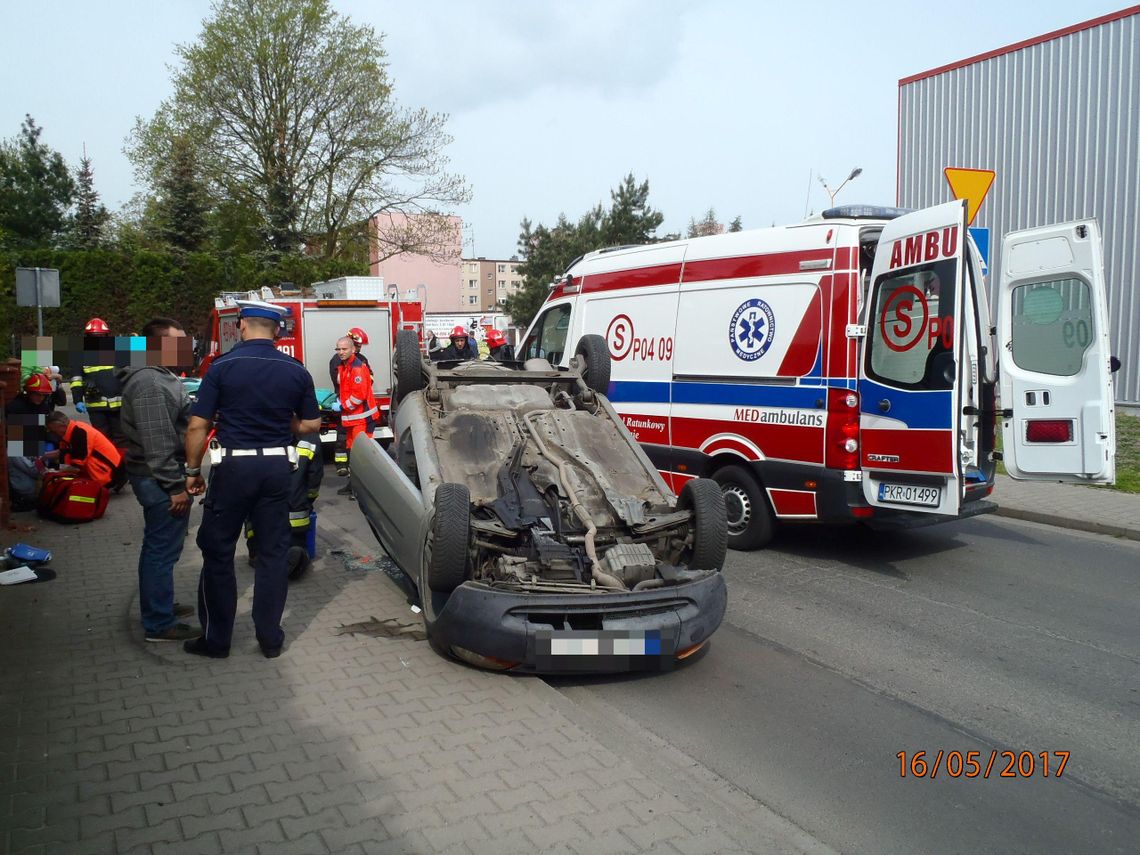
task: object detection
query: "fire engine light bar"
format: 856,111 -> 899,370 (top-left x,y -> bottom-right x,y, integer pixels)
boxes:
1025,420 -> 1073,443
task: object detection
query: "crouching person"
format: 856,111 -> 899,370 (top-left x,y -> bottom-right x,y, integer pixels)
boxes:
44,411 -> 127,492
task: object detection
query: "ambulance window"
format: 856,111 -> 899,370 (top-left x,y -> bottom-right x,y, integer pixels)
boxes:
866,259 -> 957,390
523,303 -> 571,364
1009,278 -> 1093,377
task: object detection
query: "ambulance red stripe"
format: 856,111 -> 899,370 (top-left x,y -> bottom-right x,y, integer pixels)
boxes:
861,429 -> 955,474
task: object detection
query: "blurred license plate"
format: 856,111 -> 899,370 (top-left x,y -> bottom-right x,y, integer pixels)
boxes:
879,483 -> 940,506
536,630 -> 665,657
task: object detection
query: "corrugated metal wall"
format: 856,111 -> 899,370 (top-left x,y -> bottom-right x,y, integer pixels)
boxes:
898,10 -> 1139,404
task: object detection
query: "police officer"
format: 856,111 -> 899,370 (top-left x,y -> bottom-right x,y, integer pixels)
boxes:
183,300 -> 321,659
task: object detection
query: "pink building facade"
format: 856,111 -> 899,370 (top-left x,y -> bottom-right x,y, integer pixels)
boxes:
369,212 -> 464,313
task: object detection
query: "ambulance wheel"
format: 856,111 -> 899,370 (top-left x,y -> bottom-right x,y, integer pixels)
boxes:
677,478 -> 728,571
713,465 -> 774,550
575,334 -> 611,395
426,483 -> 471,594
394,329 -> 425,404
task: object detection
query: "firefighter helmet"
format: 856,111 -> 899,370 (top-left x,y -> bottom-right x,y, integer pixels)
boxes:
486,328 -> 506,348
449,325 -> 467,340
84,317 -> 111,335
347,327 -> 369,346
23,373 -> 52,394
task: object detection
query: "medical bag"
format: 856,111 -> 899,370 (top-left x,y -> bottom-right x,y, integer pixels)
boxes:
36,474 -> 110,523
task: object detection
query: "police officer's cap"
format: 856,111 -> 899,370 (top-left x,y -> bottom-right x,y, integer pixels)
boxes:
236,299 -> 288,324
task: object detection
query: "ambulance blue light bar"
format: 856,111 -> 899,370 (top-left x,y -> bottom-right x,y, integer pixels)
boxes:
822,205 -> 912,220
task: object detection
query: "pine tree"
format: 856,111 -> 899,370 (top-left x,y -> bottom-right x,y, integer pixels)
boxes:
155,136 -> 209,252
0,115 -> 76,249
728,215 -> 743,232
68,149 -> 110,249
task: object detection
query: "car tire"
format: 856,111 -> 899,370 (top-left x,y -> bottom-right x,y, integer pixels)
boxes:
677,477 -> 728,571
575,334 -> 611,395
713,464 -> 774,551
394,329 -> 426,405
426,483 -> 471,593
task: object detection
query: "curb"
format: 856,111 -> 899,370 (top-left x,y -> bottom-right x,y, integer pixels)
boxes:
993,506 -> 1140,542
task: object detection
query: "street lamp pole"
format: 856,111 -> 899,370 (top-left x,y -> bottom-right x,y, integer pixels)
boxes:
818,167 -> 863,207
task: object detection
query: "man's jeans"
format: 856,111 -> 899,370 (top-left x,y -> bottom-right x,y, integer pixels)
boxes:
129,475 -> 190,634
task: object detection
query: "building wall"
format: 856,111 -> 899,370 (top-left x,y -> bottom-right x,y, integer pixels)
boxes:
897,8 -> 1139,404
459,257 -> 525,311
369,212 -> 463,313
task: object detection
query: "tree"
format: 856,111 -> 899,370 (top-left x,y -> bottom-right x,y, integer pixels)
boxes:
504,173 -> 664,328
0,115 -> 76,249
65,150 -> 111,249
686,208 -> 722,238
153,136 -> 210,252
127,0 -> 468,259
728,215 -> 743,232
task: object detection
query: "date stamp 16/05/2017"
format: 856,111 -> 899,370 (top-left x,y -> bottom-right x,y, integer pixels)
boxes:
897,750 -> 1069,779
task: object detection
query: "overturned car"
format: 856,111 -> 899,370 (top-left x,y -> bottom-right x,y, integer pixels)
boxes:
351,331 -> 727,673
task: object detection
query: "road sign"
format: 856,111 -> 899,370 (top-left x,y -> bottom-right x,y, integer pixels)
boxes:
944,168 -> 995,226
968,227 -> 990,275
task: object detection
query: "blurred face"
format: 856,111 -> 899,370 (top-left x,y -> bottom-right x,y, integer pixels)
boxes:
46,420 -> 67,439
335,339 -> 354,361
26,391 -> 46,406
452,335 -> 467,349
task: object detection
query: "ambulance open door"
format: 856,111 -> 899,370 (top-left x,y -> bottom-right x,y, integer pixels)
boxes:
858,201 -> 969,516
996,220 -> 1115,484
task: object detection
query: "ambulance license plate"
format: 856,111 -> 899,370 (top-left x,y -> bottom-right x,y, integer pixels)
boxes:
878,483 -> 940,507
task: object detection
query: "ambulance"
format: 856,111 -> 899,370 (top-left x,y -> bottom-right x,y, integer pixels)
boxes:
519,201 -> 1116,549
199,285 -> 424,443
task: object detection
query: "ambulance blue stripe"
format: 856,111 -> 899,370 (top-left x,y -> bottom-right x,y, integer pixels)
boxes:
608,380 -> 825,408
858,379 -> 953,429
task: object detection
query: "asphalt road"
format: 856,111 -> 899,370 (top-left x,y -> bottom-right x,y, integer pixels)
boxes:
551,516 -> 1140,854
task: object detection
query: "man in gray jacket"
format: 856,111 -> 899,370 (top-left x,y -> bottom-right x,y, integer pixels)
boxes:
118,318 -> 201,642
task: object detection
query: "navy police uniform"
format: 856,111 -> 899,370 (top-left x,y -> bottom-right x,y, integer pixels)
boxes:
191,302 -> 319,655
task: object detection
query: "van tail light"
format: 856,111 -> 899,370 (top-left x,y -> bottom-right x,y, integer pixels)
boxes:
1026,420 -> 1073,443
825,389 -> 860,470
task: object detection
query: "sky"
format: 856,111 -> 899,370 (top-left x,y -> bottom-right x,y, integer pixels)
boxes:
1,0 -> 1129,258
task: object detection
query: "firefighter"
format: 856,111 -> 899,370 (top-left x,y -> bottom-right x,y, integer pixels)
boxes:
43,411 -> 126,490
433,325 -> 479,361
5,373 -> 68,511
243,430 -> 323,580
333,335 -> 378,501
183,299 -> 321,659
70,317 -> 126,446
329,327 -> 372,479
486,328 -> 515,362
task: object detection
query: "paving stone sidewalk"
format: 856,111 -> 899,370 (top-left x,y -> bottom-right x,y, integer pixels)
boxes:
1,486 -> 828,855
993,474 -> 1140,541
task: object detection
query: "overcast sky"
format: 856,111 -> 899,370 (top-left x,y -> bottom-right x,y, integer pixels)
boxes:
1,0 -> 1126,257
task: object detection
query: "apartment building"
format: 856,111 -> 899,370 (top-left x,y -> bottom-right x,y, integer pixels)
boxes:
461,257 -> 525,311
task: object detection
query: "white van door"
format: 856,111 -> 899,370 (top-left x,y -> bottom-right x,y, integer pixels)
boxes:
996,220 -> 1115,483
858,201 -> 969,515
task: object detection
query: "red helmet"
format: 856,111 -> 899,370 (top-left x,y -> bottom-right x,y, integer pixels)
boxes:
85,317 -> 111,335
24,373 -> 52,394
486,329 -> 506,348
450,325 -> 468,339
347,326 -> 369,346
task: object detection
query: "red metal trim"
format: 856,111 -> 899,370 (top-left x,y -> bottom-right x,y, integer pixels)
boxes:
899,5 -> 1140,85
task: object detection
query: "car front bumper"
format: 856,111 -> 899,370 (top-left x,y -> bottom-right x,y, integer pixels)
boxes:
427,572 -> 728,673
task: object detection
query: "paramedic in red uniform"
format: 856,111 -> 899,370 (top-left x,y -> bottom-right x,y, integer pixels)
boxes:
43,411 -> 125,489
334,335 -> 378,500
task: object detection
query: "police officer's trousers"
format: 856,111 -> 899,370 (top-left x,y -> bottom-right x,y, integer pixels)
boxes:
196,455 -> 292,652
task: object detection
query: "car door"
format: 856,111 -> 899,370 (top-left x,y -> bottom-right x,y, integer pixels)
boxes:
349,436 -> 431,576
858,201 -> 969,515
996,220 -> 1115,483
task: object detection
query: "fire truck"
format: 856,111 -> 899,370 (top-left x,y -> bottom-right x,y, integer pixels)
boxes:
199,282 -> 424,443
519,202 -> 1117,549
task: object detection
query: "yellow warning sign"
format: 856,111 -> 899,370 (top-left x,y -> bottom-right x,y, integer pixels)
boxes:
944,167 -> 995,226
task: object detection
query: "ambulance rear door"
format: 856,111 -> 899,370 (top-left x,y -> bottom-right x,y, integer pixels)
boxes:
858,201 -> 969,515
996,220 -> 1115,483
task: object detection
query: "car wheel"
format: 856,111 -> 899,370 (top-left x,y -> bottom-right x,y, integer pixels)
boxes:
678,478 -> 728,571
426,483 -> 471,593
575,334 -> 611,395
713,464 -> 774,550
394,329 -> 426,405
